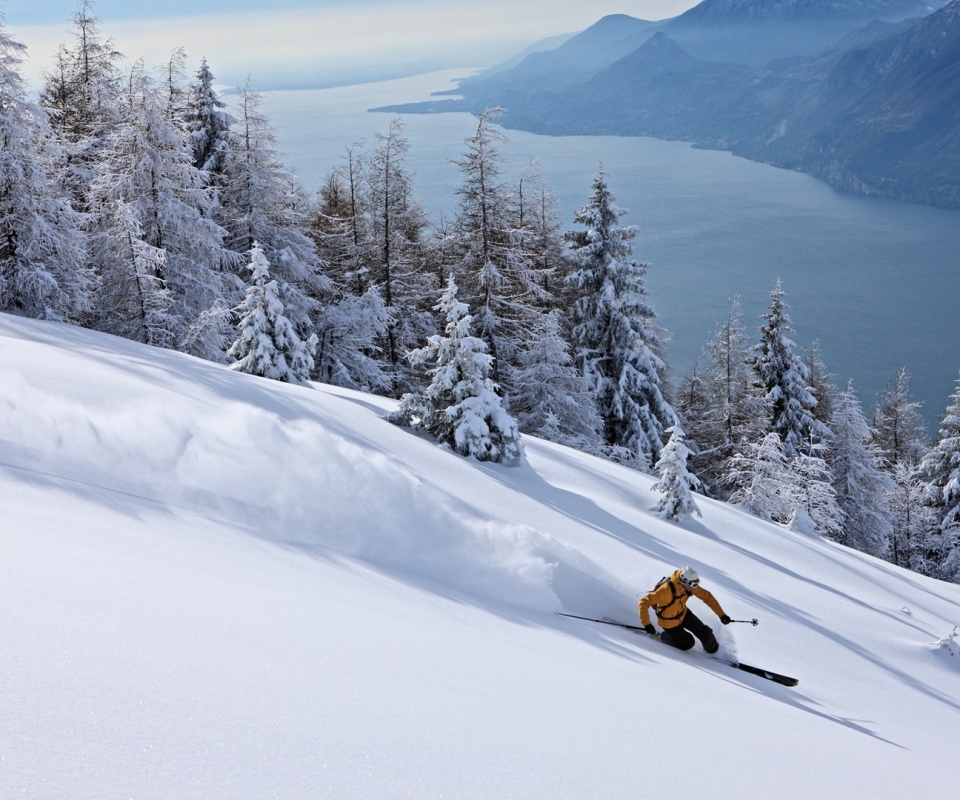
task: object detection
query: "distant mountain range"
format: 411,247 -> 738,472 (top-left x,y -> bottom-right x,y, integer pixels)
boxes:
378,0 -> 960,207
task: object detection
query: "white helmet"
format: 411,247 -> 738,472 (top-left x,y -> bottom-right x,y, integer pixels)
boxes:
679,566 -> 700,586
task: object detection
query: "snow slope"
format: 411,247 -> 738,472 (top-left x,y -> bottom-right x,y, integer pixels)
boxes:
1,312 -> 958,799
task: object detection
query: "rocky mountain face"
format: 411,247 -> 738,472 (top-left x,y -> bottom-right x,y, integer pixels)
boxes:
379,0 -> 959,207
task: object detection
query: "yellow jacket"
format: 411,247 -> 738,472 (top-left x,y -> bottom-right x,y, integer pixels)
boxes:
638,569 -> 725,629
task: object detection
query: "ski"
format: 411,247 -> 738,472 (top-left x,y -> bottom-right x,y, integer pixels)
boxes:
558,612 -> 799,687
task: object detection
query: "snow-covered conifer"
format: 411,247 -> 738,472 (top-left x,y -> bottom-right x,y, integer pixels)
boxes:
888,461 -> 938,574
804,340 -> 836,428
89,65 -> 238,353
0,16 -> 94,322
919,376 -> 960,582
185,58 -> 233,177
364,119 -> 436,394
565,169 -> 676,470
218,82 -> 325,331
724,432 -> 795,524
311,156 -> 369,296
227,243 -> 316,385
451,109 -> 548,389
514,161 -> 568,307
97,200 -> 176,348
313,288 -> 393,393
653,426 -> 702,520
791,446 -> 844,541
752,280 -> 830,459
679,297 -> 766,496
38,1 -> 122,212
391,277 -> 521,463
510,310 -> 602,450
873,368 -> 927,468
829,382 -> 894,557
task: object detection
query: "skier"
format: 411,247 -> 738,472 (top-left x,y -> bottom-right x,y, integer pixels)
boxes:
638,566 -> 731,654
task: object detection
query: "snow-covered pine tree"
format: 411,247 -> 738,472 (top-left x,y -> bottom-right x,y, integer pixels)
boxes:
99,200 -> 176,348
0,15 -> 94,322
724,432 -> 796,524
218,82 -> 325,330
514,160 -> 568,307
510,310 -> 602,451
752,279 -> 830,459
310,156 -> 369,296
89,64 -> 238,354
160,47 -> 189,125
227,243 -> 316,384
185,58 -> 233,178
312,288 -> 393,393
829,382 -> 894,557
652,425 -> 702,520
919,376 -> 960,583
38,0 -> 122,213
390,277 -> 521,464
873,367 -> 927,469
804,340 -> 836,429
790,444 -> 844,540
364,119 -> 436,394
673,361 -> 714,486
451,109 -> 547,390
679,296 -> 766,496
565,169 -> 676,471
888,461 -> 937,574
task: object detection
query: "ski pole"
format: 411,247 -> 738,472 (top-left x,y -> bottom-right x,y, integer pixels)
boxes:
729,618 -> 759,626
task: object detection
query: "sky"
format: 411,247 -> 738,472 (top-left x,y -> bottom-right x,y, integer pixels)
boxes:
5,0 -> 701,89
2,310 -> 959,798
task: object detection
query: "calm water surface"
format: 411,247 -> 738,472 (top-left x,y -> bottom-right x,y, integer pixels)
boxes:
265,70 -> 960,427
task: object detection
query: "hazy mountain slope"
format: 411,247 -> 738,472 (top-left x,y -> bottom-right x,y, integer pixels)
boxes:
2,312 -> 958,798
450,14 -> 663,98
764,0 -> 960,203
663,0 -> 940,66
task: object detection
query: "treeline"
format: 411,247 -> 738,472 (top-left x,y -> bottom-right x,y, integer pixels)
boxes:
1,5 -> 957,583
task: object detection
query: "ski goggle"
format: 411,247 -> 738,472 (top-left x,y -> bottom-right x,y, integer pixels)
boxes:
680,577 -> 699,588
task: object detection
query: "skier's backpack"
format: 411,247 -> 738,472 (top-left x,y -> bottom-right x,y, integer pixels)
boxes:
652,575 -> 682,621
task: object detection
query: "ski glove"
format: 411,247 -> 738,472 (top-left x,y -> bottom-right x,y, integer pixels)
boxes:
720,615 -> 731,625
644,624 -> 657,636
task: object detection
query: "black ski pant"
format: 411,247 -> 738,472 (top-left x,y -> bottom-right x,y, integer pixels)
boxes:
658,611 -> 719,654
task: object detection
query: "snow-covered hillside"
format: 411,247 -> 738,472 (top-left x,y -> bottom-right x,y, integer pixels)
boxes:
2,312 -> 958,799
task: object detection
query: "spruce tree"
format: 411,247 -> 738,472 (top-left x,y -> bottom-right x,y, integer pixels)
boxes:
391,277 -> 521,464
791,445 -> 844,540
185,58 -> 233,178
38,0 -> 122,213
752,279 -> 830,459
227,243 -> 316,385
364,119 -> 436,394
565,169 -> 676,470
873,368 -> 927,468
311,157 -> 369,297
510,310 -> 602,451
653,426 -> 702,520
724,432 -> 796,524
451,109 -> 546,390
888,461 -> 937,574
89,65 -> 237,353
0,15 -> 94,322
679,297 -> 766,496
919,376 -> 960,582
218,82 -> 324,331
829,382 -> 894,557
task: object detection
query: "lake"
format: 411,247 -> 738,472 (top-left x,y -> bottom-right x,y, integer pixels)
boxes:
263,69 -> 960,429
